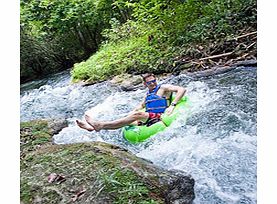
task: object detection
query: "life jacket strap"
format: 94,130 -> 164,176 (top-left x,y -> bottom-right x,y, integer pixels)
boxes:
146,106 -> 168,111
145,98 -> 166,104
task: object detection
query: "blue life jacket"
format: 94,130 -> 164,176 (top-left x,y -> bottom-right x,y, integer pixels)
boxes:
145,85 -> 168,113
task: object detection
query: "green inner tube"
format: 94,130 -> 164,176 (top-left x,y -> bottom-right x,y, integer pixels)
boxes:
122,96 -> 190,143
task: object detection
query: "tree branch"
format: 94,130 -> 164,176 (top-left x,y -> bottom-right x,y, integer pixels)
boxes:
199,52 -> 233,61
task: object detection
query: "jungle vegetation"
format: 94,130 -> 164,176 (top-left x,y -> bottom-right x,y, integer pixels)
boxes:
20,0 -> 256,83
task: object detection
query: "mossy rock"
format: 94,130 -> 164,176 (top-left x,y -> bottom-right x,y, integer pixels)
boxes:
20,120 -> 194,203
20,120 -> 52,156
20,119 -> 68,159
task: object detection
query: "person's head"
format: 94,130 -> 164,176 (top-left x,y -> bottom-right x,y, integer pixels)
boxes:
142,73 -> 157,90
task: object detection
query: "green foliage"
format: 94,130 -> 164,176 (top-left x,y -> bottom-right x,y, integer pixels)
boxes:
178,0 -> 257,44
21,0 -> 112,36
102,19 -> 147,43
20,0 -> 121,83
71,35 -> 166,83
21,0 -> 256,83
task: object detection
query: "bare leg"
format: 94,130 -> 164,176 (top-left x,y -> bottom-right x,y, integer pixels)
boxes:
76,119 -> 95,131
85,111 -> 149,131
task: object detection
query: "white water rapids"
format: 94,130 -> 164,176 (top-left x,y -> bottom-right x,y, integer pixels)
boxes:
20,67 -> 257,203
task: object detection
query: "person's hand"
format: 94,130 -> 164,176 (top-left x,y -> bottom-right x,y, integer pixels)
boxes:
165,105 -> 175,115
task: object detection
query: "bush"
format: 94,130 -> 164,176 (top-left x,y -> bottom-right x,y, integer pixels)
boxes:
71,35 -> 166,83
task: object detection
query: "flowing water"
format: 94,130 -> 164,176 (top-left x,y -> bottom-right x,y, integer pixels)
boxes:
20,66 -> 257,204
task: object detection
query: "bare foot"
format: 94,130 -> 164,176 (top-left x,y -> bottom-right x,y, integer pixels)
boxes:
76,120 -> 95,131
85,115 -> 103,132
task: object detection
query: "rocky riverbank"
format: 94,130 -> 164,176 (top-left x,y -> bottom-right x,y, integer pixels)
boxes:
20,119 -> 195,204
106,59 -> 257,92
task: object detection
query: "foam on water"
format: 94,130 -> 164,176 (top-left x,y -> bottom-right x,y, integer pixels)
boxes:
137,127 -> 256,203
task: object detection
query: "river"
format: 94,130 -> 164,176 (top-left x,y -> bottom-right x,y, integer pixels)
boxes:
20,66 -> 257,204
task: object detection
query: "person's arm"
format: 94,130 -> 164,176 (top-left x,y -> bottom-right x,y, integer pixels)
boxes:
162,84 -> 186,114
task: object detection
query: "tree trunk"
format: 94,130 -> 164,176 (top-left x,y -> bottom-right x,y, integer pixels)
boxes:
73,27 -> 93,57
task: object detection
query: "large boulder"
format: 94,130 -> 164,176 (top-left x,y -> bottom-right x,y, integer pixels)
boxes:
20,120 -> 195,204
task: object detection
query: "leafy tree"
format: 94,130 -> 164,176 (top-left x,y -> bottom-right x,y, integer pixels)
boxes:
20,0 -> 125,82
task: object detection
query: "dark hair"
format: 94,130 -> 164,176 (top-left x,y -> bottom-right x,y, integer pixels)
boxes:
142,73 -> 155,82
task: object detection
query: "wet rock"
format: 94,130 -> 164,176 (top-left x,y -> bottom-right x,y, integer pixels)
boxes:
47,119 -> 68,135
110,73 -> 144,91
165,170 -> 195,204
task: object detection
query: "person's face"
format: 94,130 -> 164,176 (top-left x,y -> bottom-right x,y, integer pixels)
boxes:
144,76 -> 157,90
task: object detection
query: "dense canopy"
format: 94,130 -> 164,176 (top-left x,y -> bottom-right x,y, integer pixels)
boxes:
20,0 -> 256,83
